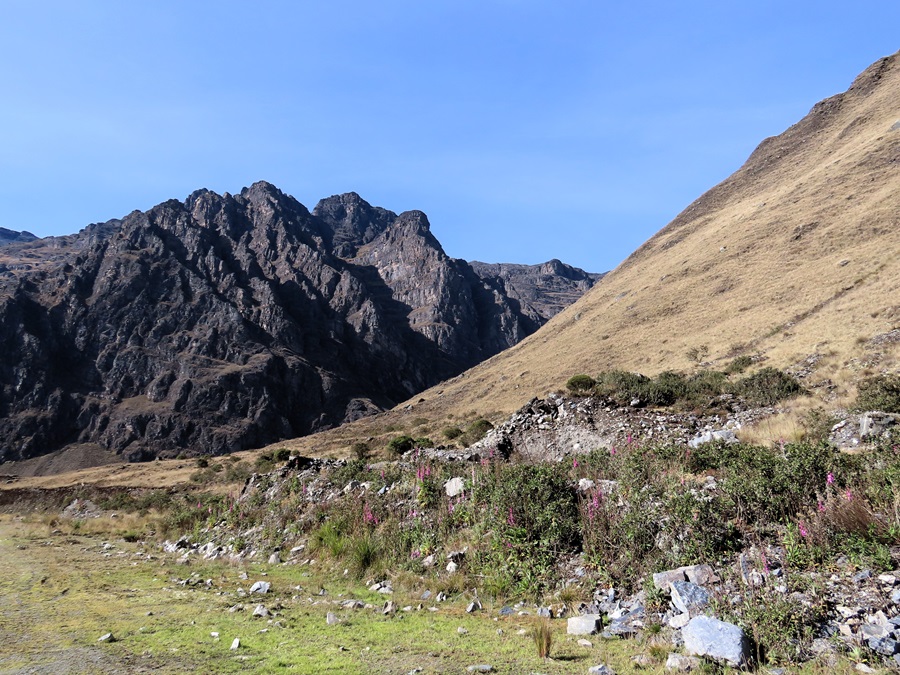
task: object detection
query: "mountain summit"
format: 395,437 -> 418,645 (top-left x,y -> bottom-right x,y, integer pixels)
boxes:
0,185 -> 599,464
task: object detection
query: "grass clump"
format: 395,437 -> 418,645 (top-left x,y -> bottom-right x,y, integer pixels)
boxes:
530,618 -> 553,659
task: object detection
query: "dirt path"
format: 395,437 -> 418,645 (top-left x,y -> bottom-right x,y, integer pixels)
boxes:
0,518 -> 174,674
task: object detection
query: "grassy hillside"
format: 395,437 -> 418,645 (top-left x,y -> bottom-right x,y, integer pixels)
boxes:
249,51 -> 900,460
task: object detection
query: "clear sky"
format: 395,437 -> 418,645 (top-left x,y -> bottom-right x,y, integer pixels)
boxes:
1,1 -> 897,272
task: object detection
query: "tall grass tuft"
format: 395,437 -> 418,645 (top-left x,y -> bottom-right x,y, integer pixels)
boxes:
530,618 -> 553,659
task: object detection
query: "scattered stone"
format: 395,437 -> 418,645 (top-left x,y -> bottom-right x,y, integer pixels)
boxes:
868,636 -> 898,656
668,612 -> 691,629
326,612 -> 339,625
684,564 -> 718,586
860,623 -> 891,640
252,604 -> 269,618
567,614 -> 601,635
97,633 -> 115,643
249,581 -> 270,594
228,604 -> 244,613
577,638 -> 593,648
853,569 -> 873,583
445,477 -> 465,497
632,653 -> 653,667
457,626 -> 469,635
446,562 -> 459,574
688,429 -> 737,448
465,666 -> 493,673
587,665 -> 616,675
466,599 -> 482,613
268,552 -> 281,564
382,601 -> 396,615
665,653 -> 700,671
855,663 -> 875,673
653,569 -> 687,590
230,637 -> 240,651
682,616 -> 749,668
669,581 -> 710,616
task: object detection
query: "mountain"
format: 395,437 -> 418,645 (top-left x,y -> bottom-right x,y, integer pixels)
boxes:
272,51 -> 900,457
0,185 -> 599,464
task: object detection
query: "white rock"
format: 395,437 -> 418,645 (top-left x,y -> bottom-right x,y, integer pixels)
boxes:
567,614 -> 601,635
683,616 -> 749,668
445,477 -> 465,497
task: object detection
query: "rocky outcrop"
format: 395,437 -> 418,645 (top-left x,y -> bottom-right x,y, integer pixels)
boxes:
0,227 -> 37,246
0,183 -> 599,463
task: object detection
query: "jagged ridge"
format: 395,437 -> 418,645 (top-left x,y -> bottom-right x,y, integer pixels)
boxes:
0,184 -> 598,463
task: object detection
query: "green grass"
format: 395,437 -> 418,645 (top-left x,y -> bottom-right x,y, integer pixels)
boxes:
0,515 -> 876,674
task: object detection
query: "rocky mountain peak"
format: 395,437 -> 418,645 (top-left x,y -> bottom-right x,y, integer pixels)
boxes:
0,187 -> 601,468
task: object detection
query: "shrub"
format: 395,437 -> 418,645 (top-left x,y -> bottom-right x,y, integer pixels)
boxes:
273,448 -> 291,463
725,355 -> 753,374
734,367 -> 804,406
459,419 -> 494,446
442,426 -> 463,440
565,374 -> 596,394
387,435 -> 416,455
855,374 -> 900,413
414,437 -> 434,448
350,442 -> 371,460
196,457 -> 209,468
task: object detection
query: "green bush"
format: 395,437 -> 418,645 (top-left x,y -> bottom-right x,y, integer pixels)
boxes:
734,367 -> 804,406
387,435 -> 416,455
725,355 -> 753,374
350,442 -> 371,460
273,448 -> 291,463
459,419 -> 494,446
565,374 -> 596,394
414,437 -> 434,448
442,426 -> 463,440
856,374 -> 900,413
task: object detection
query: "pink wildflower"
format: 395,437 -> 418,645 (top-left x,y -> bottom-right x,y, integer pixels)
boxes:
572,458 -> 579,469
845,489 -> 853,501
626,433 -> 633,445
610,446 -> 616,456
798,521 -> 808,537
826,472 -> 835,485
818,501 -> 826,512
507,507 -> 516,526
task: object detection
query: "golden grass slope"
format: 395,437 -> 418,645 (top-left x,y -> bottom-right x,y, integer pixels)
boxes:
266,50 -> 900,458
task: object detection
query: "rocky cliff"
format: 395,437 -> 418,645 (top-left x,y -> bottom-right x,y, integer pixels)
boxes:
0,183 -> 598,463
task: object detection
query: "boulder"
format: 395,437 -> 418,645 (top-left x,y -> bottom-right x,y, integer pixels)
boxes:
445,477 -> 465,497
567,614 -> 602,635
683,616 -> 749,667
669,581 -> 710,616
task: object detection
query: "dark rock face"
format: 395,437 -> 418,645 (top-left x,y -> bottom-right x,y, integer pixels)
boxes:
0,182 -> 599,462
0,227 -> 38,246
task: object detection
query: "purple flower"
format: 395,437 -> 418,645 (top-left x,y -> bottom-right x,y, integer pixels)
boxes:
826,472 -> 835,485
798,521 -> 808,537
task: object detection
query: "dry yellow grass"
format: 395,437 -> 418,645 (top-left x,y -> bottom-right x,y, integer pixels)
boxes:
254,50 -> 900,460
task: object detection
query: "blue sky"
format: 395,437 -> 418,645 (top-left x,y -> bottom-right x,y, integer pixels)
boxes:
1,2 -> 897,272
